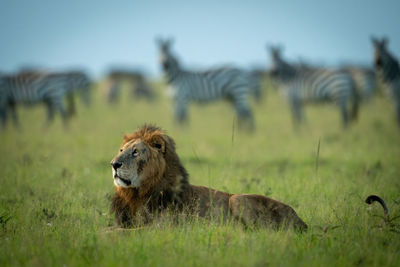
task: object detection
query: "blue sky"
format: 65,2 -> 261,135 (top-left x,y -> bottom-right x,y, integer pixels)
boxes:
1,0 -> 399,78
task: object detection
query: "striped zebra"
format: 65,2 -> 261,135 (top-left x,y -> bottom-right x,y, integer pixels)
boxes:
0,70 -> 91,128
342,66 -> 377,101
62,70 -> 92,116
157,38 -> 256,130
106,69 -> 154,103
15,69 -> 91,116
268,46 -> 359,127
371,36 -> 400,126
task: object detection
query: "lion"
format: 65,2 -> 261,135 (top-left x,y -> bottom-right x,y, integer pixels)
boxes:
110,124 -> 307,231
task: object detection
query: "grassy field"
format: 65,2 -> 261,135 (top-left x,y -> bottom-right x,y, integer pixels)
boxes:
0,80 -> 399,266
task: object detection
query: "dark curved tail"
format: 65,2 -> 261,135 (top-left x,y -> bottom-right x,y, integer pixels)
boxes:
365,195 -> 389,216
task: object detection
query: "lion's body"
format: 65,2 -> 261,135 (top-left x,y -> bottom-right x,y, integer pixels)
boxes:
110,125 -> 307,230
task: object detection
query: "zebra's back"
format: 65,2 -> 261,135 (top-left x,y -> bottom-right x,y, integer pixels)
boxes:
172,67 -> 250,102
4,72 -> 51,104
286,68 -> 355,104
2,72 -> 82,105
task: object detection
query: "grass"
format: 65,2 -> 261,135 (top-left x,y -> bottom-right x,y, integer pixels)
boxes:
0,79 -> 399,266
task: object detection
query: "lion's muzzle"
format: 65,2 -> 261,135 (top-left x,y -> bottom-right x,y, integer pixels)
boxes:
111,160 -> 122,171
110,160 -> 132,187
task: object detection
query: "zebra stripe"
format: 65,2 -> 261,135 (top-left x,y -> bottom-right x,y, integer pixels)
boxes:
157,38 -> 255,130
269,46 -> 359,127
61,71 -> 92,116
64,71 -> 91,104
342,66 -> 377,101
371,36 -> 400,126
0,70 -> 91,127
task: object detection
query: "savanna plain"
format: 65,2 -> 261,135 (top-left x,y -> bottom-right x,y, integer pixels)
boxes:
0,80 -> 399,266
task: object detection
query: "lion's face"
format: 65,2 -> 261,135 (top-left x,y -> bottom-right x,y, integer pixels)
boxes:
110,138 -> 166,189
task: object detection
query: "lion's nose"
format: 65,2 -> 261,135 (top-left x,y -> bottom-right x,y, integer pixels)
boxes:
111,161 -> 122,170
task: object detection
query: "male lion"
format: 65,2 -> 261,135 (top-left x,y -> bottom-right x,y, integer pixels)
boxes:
110,125 -> 307,230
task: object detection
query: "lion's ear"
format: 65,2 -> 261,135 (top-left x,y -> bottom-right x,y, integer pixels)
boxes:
151,135 -> 166,153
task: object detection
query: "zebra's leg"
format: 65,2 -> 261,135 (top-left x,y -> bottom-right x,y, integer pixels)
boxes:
338,98 -> 349,128
351,88 -> 360,122
289,97 -> 303,127
0,99 -> 7,128
233,95 -> 254,132
130,83 -> 137,98
0,97 -> 7,128
108,80 -> 120,103
395,99 -> 400,127
55,101 -> 69,128
141,84 -> 155,101
44,98 -> 68,128
66,92 -> 76,118
251,78 -> 262,104
175,99 -> 188,124
131,81 -> 141,99
8,103 -> 20,128
0,108 -> 6,129
44,100 -> 56,127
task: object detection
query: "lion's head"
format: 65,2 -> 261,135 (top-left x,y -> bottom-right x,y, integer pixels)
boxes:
110,125 -> 189,226
110,125 -> 186,195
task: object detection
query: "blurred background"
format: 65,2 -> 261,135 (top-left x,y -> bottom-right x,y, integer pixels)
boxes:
1,0 -> 399,78
1,0 -> 400,131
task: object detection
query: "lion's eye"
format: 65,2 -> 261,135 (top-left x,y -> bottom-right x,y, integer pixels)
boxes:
154,143 -> 162,149
119,149 -> 123,152
132,149 -> 138,158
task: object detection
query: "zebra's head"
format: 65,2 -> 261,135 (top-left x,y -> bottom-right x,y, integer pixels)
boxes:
268,45 -> 281,76
269,45 -> 283,64
267,45 -> 295,81
371,36 -> 390,69
156,38 -> 180,72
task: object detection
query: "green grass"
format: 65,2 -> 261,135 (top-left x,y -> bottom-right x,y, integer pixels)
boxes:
0,80 -> 399,266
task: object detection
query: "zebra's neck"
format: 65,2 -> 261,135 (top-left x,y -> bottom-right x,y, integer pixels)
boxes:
277,65 -> 299,82
163,57 -> 183,84
273,57 -> 298,83
379,56 -> 400,83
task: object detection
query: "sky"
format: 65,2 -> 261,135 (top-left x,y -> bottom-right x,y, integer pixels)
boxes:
0,0 -> 399,78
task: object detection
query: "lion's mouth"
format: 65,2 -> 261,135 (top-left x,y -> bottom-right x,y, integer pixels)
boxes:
114,175 -> 132,186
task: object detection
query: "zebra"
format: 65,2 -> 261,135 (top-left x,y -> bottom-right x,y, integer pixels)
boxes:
15,68 -> 92,116
341,66 -> 377,102
157,38 -> 256,130
371,36 -> 400,126
268,46 -> 359,128
60,70 -> 92,116
106,69 -> 154,103
0,70 -> 91,128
